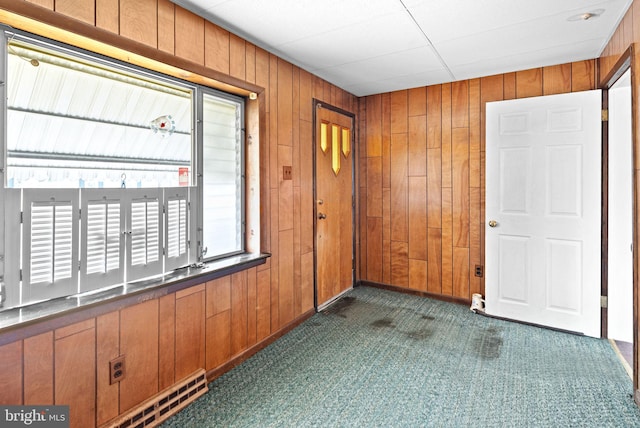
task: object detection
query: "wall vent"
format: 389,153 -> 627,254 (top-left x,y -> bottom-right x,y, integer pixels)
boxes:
100,369 -> 208,428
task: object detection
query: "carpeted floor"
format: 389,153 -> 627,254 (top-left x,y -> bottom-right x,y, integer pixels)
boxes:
162,286 -> 640,427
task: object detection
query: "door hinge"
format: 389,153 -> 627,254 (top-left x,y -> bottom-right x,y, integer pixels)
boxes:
600,295 -> 608,308
602,109 -> 608,122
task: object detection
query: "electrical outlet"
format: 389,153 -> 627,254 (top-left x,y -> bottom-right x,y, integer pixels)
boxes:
474,265 -> 483,278
109,355 -> 126,384
283,166 -> 292,180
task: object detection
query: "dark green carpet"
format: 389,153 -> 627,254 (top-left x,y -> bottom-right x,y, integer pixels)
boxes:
162,286 -> 640,427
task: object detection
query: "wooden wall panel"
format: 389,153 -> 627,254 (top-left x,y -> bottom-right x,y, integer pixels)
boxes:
390,90 -> 408,134
390,133 -> 408,241
120,300 -> 159,413
409,259 -> 427,291
175,287 -> 206,380
174,7 -> 204,65
367,157 -> 383,217
96,312 -> 119,425
0,341 -> 22,405
26,0 -> 53,9
157,0 -> 175,54
360,60 -> 595,302
278,229 -> 294,325
55,326 -> 95,428
120,0 -> 157,48
96,0 -> 119,34
408,176 -> 427,260
55,0 -> 94,25
516,68 -> 542,98
256,268 -> 272,341
24,332 -> 54,405
543,64 -> 571,95
231,272 -> 249,356
367,217 -> 383,282
366,95 -> 382,157
408,115 -> 427,176
205,22 -> 230,74
158,294 -> 176,391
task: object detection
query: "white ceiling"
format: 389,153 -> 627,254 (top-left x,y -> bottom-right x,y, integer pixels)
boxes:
171,0 -> 633,96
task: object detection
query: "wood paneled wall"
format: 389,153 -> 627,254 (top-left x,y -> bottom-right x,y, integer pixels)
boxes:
357,62 -> 597,300
0,1 -> 356,427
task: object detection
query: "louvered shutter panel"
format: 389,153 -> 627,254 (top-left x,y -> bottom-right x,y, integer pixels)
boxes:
165,188 -> 189,270
126,189 -> 163,281
22,189 -> 79,304
80,189 -> 125,291
2,189 -> 22,308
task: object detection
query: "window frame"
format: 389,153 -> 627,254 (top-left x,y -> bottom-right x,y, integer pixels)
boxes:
0,28 -> 248,312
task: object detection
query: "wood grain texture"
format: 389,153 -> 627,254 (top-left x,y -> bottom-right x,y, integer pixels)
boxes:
174,6 -> 204,65
55,0 -> 94,25
175,290 -> 205,380
25,0 -> 53,8
409,258 -> 428,291
390,133 -> 408,242
451,80 -> 469,129
96,0 -> 119,34
426,85 -> 442,149
382,188 -> 391,283
503,72 -> 516,100
441,188 -> 453,295
96,312 -> 119,425
206,311 -> 231,369
256,268 -> 272,341
427,227 -> 442,294
366,95 -> 383,157
120,0 -> 157,48
278,229 -> 294,325
158,294 -> 176,391
543,63 -> 571,95
469,187 -> 482,296
427,148 -> 442,229
206,276 -> 231,317
408,87 -> 427,116
382,93 -> 392,188
229,33 -> 246,80
516,68 -> 542,98
55,328 -> 95,428
452,127 -> 470,248
367,157 -> 383,217
469,79 -> 481,189
120,300 -> 159,413
0,341 -> 22,405
441,83 -> 452,188
571,60 -> 596,92
453,247 -> 470,299
408,176 -> 427,261
408,115 -> 427,176
367,217 -> 383,282
277,59 -> 293,147
231,272 -> 249,356
390,90 -> 408,134
390,240 -> 409,287
278,145 -> 294,230
205,22 -> 230,74
157,0 -> 175,54
24,332 -> 54,405
247,267 -> 258,346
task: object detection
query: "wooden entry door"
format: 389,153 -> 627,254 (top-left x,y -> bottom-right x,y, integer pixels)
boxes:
485,90 -> 602,337
315,103 -> 354,309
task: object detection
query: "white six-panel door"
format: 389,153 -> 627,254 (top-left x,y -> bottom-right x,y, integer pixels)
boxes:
485,90 -> 601,338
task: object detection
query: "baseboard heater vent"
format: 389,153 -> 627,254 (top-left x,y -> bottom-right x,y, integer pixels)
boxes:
101,369 -> 208,428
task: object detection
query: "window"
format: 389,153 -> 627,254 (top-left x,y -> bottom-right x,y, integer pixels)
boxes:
0,30 -> 246,310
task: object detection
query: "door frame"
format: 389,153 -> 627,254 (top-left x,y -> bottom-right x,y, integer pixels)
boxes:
312,99 -> 357,310
599,46 -> 638,401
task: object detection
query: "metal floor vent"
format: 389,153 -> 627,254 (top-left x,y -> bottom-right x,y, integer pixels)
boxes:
101,369 -> 208,428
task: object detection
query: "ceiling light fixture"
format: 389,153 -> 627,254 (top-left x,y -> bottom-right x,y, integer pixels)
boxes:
567,9 -> 604,22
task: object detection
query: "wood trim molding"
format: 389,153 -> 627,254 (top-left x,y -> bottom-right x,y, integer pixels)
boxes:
358,280 -> 471,306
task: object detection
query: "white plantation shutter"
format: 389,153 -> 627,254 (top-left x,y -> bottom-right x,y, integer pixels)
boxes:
165,188 -> 189,270
126,189 -> 163,281
22,189 -> 79,304
80,189 -> 124,291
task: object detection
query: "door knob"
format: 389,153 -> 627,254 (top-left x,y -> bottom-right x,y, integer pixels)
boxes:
318,212 -> 327,220
488,220 -> 498,228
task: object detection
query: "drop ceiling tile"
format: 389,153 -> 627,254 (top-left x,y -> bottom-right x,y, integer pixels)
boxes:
277,12 -> 428,69
408,0 -> 627,43
178,0 -> 406,47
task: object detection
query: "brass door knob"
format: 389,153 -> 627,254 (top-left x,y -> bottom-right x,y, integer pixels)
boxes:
488,220 -> 498,228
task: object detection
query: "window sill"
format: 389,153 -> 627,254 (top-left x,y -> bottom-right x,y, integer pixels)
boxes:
0,252 -> 270,344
